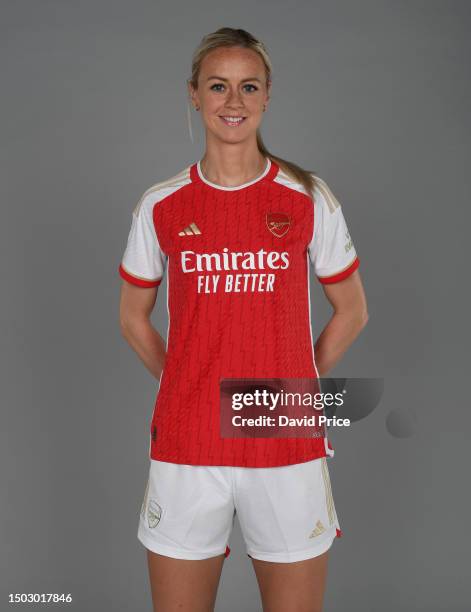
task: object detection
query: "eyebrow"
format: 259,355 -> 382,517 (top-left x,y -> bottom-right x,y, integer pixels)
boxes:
206,76 -> 262,83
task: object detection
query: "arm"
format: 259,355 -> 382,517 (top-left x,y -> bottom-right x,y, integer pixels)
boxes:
118,187 -> 168,379
314,269 -> 368,377
119,280 -> 166,381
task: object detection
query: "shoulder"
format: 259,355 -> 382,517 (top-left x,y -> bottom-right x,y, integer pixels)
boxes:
273,166 -> 311,199
133,164 -> 192,216
311,173 -> 342,215
272,166 -> 340,214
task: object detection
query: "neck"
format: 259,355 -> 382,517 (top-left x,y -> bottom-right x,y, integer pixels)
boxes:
200,143 -> 267,188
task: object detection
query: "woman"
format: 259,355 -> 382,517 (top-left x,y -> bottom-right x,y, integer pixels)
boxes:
118,27 -> 368,612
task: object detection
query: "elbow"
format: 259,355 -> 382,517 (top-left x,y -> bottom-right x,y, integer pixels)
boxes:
359,309 -> 369,329
119,314 -> 137,340
119,317 -> 131,339
119,312 -> 150,339
348,306 -> 368,331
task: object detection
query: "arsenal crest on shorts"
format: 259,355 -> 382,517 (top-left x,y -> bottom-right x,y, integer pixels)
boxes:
266,212 -> 291,238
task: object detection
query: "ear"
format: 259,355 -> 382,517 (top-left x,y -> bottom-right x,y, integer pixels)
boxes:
187,79 -> 199,109
265,78 -> 272,106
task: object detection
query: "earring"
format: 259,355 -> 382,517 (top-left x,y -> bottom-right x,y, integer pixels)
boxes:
195,106 -> 200,111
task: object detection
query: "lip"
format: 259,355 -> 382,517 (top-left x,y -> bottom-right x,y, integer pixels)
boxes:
219,116 -> 247,127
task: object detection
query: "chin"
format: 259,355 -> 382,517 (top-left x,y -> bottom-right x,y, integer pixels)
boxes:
209,125 -> 252,143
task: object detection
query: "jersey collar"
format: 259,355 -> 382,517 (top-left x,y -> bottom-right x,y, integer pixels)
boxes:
190,157 -> 279,191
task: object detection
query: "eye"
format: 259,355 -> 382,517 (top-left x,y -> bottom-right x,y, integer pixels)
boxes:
209,83 -> 259,92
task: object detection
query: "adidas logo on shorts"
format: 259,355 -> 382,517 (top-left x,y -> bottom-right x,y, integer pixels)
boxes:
179,222 -> 201,236
309,519 -> 326,538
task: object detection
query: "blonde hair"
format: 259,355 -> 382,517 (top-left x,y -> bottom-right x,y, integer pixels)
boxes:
187,27 -> 317,196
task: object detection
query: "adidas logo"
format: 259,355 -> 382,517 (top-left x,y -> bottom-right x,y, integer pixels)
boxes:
309,520 -> 326,538
178,222 -> 201,236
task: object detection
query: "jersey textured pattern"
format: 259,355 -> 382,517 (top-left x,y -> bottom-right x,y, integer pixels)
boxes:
119,159 -> 360,467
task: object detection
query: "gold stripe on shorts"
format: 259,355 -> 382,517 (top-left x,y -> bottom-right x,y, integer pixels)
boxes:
321,457 -> 336,527
140,477 -> 150,518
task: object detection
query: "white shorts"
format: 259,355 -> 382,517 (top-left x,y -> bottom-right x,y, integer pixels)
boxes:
137,457 -> 341,563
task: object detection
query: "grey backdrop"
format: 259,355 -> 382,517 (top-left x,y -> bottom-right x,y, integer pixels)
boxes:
1,1 -> 470,610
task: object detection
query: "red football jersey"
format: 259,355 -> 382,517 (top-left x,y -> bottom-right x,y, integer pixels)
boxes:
119,158 -> 360,467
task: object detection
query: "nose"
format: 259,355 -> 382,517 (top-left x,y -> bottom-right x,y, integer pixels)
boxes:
225,87 -> 244,108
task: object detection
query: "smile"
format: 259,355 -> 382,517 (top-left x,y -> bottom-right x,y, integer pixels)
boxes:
219,116 -> 247,127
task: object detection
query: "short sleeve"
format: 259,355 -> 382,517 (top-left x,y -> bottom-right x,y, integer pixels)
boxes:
118,193 -> 167,288
308,176 -> 360,284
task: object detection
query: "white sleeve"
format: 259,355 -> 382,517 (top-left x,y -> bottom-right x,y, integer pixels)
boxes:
308,176 -> 360,284
118,193 -> 167,287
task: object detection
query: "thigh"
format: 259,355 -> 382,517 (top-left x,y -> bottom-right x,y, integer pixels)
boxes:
138,460 -> 234,560
251,551 -> 329,612
146,549 -> 225,612
235,457 -> 341,564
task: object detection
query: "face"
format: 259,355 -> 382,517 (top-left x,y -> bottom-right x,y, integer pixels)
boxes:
188,46 -> 271,144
